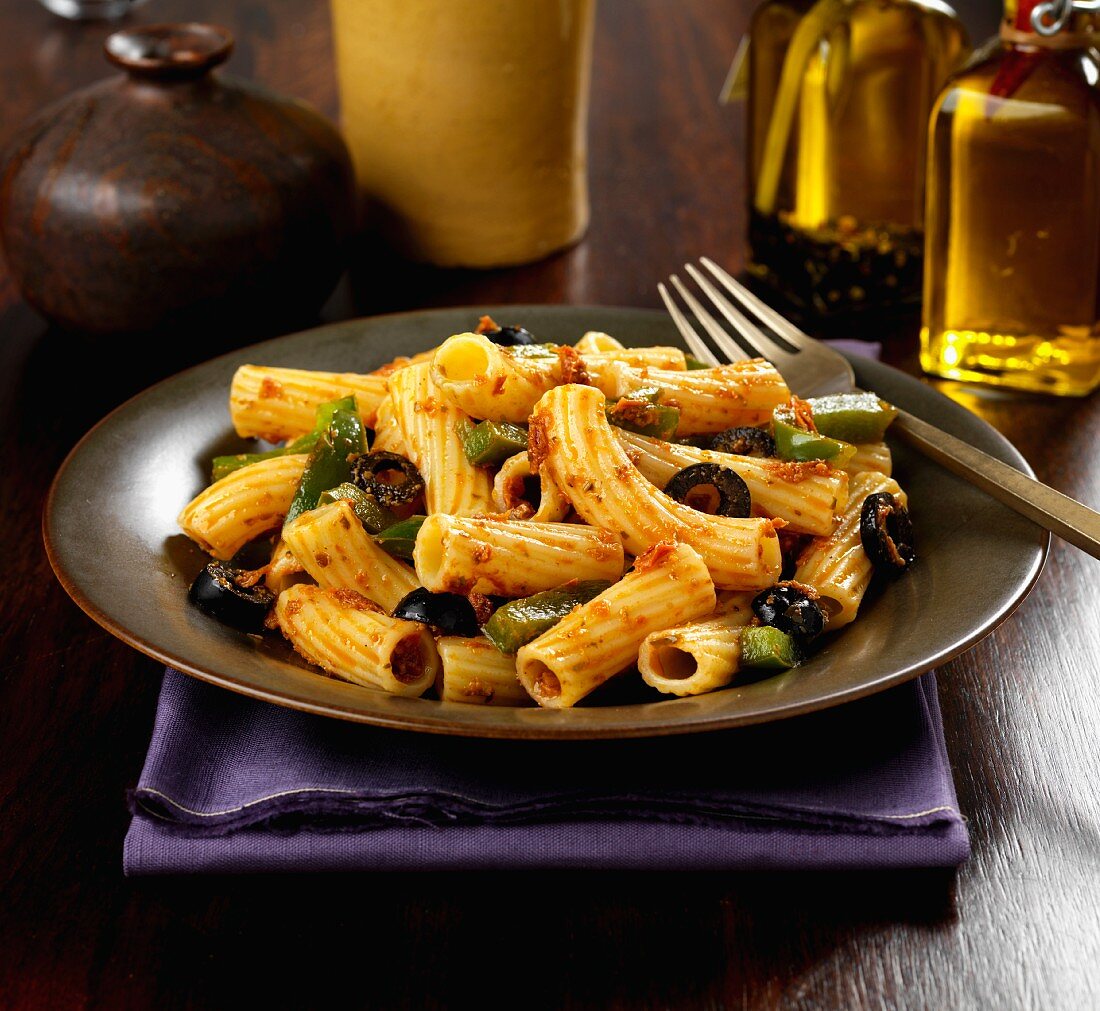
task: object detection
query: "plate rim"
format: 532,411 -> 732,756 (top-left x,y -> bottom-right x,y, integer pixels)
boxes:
42,304 -> 1050,739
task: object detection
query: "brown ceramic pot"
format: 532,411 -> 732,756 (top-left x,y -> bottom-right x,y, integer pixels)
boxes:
0,24 -> 355,338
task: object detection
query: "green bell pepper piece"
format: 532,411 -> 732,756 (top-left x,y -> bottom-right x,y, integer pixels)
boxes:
311,395 -> 359,431
462,420 -> 529,466
284,407 -> 367,526
484,580 -> 613,655
316,483 -> 397,534
373,515 -> 427,561
739,626 -> 799,670
773,405 -> 856,466
684,355 -> 712,370
804,392 -> 898,444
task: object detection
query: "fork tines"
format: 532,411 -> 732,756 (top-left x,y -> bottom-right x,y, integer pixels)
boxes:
659,259 -> 804,368
659,258 -> 856,398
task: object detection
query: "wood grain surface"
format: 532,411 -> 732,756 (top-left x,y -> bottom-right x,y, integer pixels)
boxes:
2,0 -> 1098,1008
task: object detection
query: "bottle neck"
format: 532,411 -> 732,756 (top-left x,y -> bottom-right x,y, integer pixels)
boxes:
1001,0 -> 1099,45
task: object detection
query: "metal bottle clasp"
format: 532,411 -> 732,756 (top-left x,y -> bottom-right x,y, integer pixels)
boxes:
1031,0 -> 1100,36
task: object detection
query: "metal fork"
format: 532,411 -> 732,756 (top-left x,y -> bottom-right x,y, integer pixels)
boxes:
659,257 -> 1100,560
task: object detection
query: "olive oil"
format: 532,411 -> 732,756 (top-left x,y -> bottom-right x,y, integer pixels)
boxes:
921,0 -> 1100,395
746,0 -> 969,314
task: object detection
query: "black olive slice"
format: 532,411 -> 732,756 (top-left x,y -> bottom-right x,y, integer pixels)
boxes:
350,451 -> 425,508
484,324 -> 537,347
188,562 -> 275,634
393,587 -> 480,637
710,426 -> 776,458
860,492 -> 915,571
665,463 -> 751,518
751,582 -> 826,642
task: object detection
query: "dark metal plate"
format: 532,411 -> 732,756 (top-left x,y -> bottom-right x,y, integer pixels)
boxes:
43,306 -> 1048,738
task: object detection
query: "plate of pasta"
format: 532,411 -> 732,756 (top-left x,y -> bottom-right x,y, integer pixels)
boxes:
44,306 -> 1047,738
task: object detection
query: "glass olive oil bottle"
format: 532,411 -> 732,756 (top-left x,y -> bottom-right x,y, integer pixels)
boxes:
747,0 -> 969,315
921,0 -> 1100,395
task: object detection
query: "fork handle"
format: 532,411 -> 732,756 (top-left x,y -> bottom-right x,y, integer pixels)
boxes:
892,410 -> 1100,559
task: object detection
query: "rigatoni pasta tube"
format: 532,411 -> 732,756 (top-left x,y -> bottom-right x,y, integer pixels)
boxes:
387,362 -> 494,516
794,472 -> 907,629
432,333 -> 558,423
492,451 -> 571,522
843,442 -> 892,478
638,593 -> 756,697
617,430 -> 847,537
414,514 -> 624,596
275,585 -> 438,696
282,500 -> 418,612
370,394 -> 409,456
516,541 -> 716,708
573,329 -> 688,372
178,454 -> 307,560
530,384 -> 782,590
266,537 -> 305,594
229,365 -> 388,441
436,637 -> 531,706
605,359 -> 789,434
582,347 -> 687,389
574,331 -> 624,353
369,348 -> 436,374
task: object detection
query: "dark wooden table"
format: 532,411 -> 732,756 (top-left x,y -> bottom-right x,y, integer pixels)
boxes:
3,0 -> 1098,1007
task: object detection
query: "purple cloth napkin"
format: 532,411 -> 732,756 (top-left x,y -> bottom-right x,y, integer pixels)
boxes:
123,668 -> 968,874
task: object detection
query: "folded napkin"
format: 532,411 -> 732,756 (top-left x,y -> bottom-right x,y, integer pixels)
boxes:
124,668 -> 968,874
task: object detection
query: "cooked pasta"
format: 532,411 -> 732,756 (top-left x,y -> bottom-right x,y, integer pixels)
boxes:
229,365 -> 388,441
573,331 -> 624,353
638,593 -> 756,697
604,359 -> 789,434
491,451 -> 572,522
530,384 -> 782,590
414,514 -> 624,596
387,362 -> 495,516
265,536 -> 305,594
178,454 -> 308,560
515,541 -> 716,708
370,394 -> 409,456
431,333 -> 559,424
582,347 -> 687,387
843,441 -> 893,478
275,584 -> 438,696
282,500 -> 419,612
436,636 -> 531,706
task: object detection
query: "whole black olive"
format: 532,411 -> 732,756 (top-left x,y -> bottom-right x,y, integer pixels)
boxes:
752,583 -> 826,642
860,492 -> 915,571
350,451 -> 425,508
393,588 -> 480,637
484,324 -> 537,347
188,562 -> 275,634
710,426 -> 776,458
665,463 -> 752,518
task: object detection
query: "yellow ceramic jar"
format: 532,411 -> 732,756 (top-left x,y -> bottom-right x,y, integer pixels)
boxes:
331,0 -> 595,267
